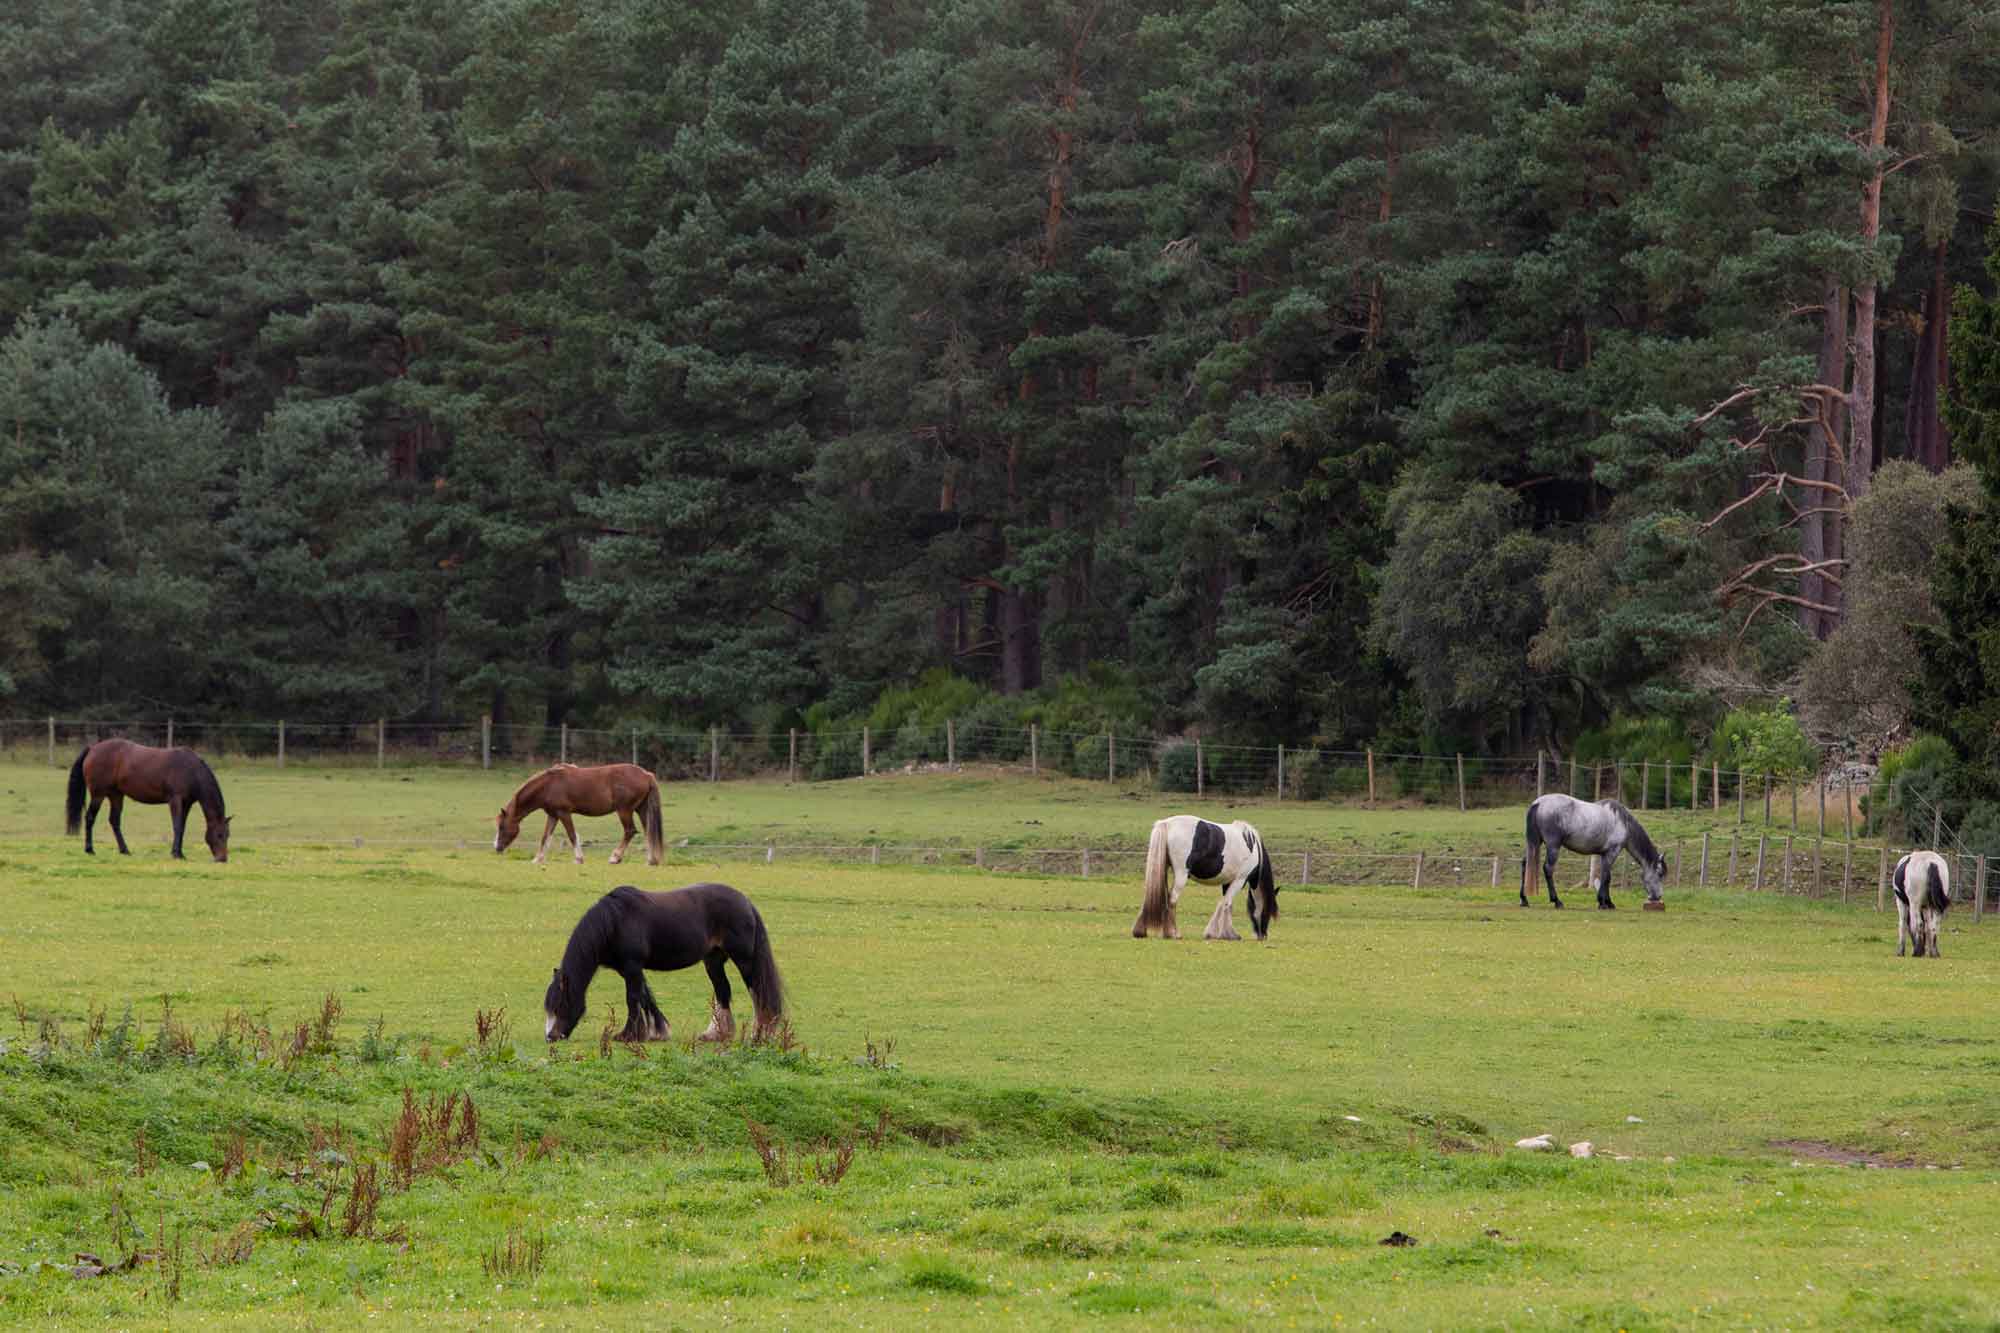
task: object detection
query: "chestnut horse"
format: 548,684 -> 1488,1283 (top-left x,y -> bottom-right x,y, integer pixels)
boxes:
65,739 -> 231,862
495,763 -> 664,866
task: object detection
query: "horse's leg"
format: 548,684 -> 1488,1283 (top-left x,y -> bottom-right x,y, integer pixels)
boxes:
608,809 -> 636,865
533,813 -> 558,865
1925,909 -> 1942,958
1543,844 -> 1563,909
111,794 -> 134,855
619,969 -> 668,1041
1596,847 -> 1617,909
1166,866 -> 1190,939
1894,898 -> 1910,956
83,793 -> 104,854
698,954 -> 736,1041
561,814 -> 584,865
1203,881 -> 1244,941
166,795 -> 188,859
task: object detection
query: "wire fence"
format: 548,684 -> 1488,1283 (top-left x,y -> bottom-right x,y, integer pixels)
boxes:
0,714 -> 1878,824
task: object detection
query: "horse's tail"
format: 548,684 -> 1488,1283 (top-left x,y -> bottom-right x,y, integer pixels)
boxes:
65,745 -> 90,835
1256,833 -> 1277,920
746,904 -> 787,1027
1135,820 -> 1172,937
1521,801 -> 1542,896
641,779 -> 664,865
1924,860 -> 1951,915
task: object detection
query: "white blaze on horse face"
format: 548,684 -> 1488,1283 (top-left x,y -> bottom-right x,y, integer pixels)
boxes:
545,1009 -> 558,1040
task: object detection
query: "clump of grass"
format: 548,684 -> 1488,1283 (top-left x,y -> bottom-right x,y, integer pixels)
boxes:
199,1220 -> 256,1269
151,998 -> 196,1062
744,1118 -> 863,1188
311,991 -> 342,1050
385,1086 -> 480,1191
357,1017 -> 399,1063
482,1226 -> 548,1281
905,1254 -> 981,1294
474,1006 -> 509,1054
213,1128 -> 248,1185
860,1032 -> 898,1070
132,1125 -> 156,1178
339,1162 -> 383,1239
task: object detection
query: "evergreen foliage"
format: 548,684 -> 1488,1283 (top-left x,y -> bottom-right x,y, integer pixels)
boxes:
0,0 -> 1994,752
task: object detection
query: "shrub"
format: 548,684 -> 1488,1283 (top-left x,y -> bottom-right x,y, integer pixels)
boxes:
1866,735 -> 1957,840
1156,740 -> 1206,793
1710,702 -> 1815,780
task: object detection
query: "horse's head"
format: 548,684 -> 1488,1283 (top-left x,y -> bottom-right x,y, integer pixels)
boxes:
206,815 -> 231,863
1639,851 -> 1668,902
495,805 -> 520,854
544,967 -> 584,1041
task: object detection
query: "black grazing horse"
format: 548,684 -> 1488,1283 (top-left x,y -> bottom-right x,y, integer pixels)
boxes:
544,883 -> 786,1044
66,739 -> 231,862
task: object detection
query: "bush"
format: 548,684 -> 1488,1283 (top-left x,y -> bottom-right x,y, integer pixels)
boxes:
1574,715 -> 1701,806
1710,702 -> 1816,780
1156,740 -> 1207,793
1865,735 -> 1957,840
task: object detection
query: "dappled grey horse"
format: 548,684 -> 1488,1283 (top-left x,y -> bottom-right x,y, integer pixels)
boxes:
1521,794 -> 1666,910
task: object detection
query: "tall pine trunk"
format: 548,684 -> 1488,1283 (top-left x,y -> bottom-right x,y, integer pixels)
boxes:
1801,275 -> 1847,640
1905,236 -> 1951,471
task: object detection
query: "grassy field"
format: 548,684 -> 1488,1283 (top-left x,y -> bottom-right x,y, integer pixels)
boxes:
3,760 -> 1998,1328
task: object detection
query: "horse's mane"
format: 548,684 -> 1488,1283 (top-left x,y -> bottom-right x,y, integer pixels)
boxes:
1604,800 -> 1658,863
559,885 -> 647,976
182,750 -> 226,817
505,765 -> 569,811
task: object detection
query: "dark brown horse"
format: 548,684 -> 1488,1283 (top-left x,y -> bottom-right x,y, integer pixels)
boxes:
543,883 -> 786,1043
65,739 -> 231,862
495,763 -> 664,867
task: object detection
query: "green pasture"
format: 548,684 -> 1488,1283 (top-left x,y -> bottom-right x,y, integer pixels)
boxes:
2,761 -> 1997,1328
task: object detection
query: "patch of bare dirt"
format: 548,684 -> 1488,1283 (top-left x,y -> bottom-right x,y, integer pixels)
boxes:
1771,1138 -> 1929,1169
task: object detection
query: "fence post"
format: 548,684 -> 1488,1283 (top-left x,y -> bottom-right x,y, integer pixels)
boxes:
167,718 -> 175,751
1537,750 -> 1545,798
1456,754 -> 1466,812
1615,760 -> 1624,799
1674,840 -> 1684,891
1490,855 -> 1501,888
378,719 -> 385,769
1753,833 -> 1767,891
559,722 -> 567,764
631,729 -> 638,766
1640,758 -> 1649,810
1367,749 -> 1376,804
1081,848 -> 1090,877
1727,830 -> 1739,887
482,715 -> 491,770
1699,831 -> 1710,888
947,718 -> 955,767
1789,781 -> 1797,834
278,720 -> 286,769
1878,845 -> 1889,911
1594,764 -> 1603,801
1817,778 -> 1825,839
1931,809 -> 1942,850
1811,837 -> 1822,898
1030,724 -> 1038,776
861,726 -> 870,777
1412,851 -> 1424,891
1107,732 -> 1115,784
1978,856 -> 1988,924
1763,773 -> 1771,824
47,715 -> 54,766
1301,849 -> 1311,883
711,726 -> 720,782
1278,745 -> 1285,800
1711,761 -> 1719,810
1569,754 -> 1578,795
1736,770 -> 1744,823
1690,759 -> 1697,812
788,728 -> 798,784
1196,740 -> 1204,797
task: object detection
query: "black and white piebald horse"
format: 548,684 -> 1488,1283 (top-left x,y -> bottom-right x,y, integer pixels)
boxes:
1521,794 -> 1666,910
1132,815 -> 1278,941
1892,851 -> 1951,958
